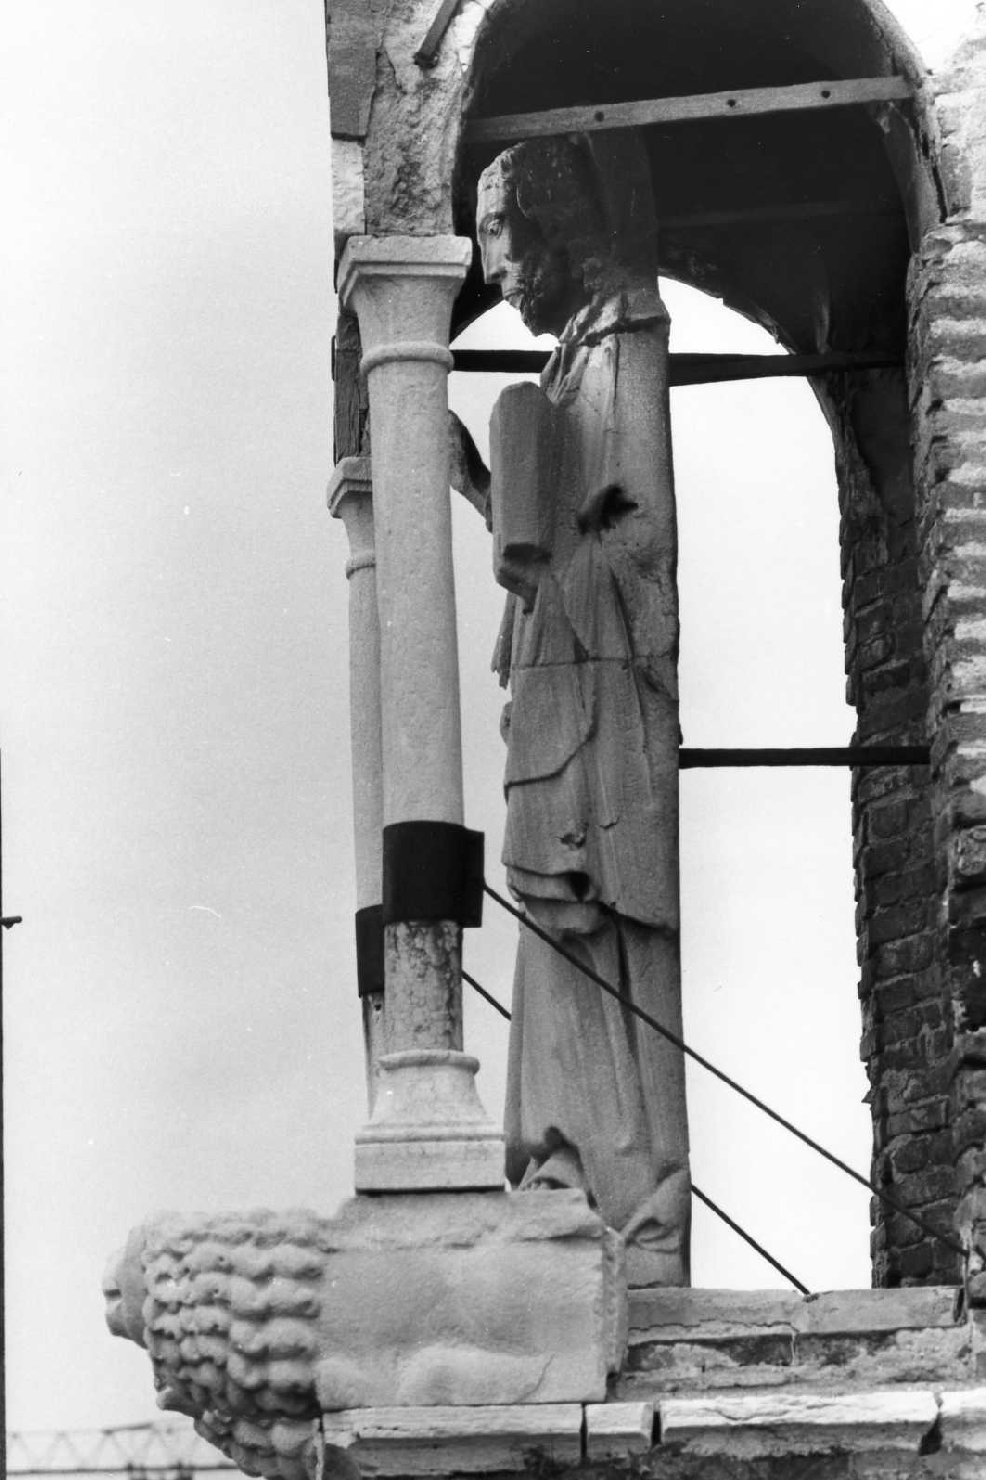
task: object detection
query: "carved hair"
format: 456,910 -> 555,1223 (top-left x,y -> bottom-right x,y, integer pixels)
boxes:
479,131 -> 657,293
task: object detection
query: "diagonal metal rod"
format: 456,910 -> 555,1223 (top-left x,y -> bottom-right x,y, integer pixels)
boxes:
462,967 -> 512,1020
691,1185 -> 810,1294
483,881 -> 973,1267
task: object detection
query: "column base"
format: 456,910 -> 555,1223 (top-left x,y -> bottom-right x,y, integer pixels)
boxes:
354,1049 -> 505,1192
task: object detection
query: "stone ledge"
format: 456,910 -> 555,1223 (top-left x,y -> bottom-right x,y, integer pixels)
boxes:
659,1389 -> 939,1459
321,1404 -> 583,1475
316,1387 -> 986,1475
619,1287 -> 971,1398
628,1286 -> 961,1338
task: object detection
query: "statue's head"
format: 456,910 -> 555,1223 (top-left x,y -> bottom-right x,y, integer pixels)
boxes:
476,133 -> 657,336
476,139 -> 592,335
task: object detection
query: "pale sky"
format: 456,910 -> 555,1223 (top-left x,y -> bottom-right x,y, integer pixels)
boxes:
1,0 -> 980,1440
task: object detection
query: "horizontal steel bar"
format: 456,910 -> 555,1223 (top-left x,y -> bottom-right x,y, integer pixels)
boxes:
679,747 -> 930,769
451,349 -> 903,383
672,351 -> 902,385
466,76 -> 915,144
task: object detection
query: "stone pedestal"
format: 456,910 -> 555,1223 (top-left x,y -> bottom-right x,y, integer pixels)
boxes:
337,235 -> 502,1191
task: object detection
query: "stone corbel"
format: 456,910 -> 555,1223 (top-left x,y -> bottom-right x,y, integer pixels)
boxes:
104,1193 -> 627,1480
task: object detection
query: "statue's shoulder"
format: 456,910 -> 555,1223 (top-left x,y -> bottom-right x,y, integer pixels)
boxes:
558,285 -> 668,353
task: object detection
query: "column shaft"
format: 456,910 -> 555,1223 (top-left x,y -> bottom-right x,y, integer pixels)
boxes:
328,457 -> 385,1108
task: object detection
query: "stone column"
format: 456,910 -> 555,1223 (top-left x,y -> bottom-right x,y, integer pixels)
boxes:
338,235 -> 503,1191
328,456 -> 385,1110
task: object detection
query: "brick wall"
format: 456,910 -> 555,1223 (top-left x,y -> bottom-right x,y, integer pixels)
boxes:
825,368 -> 958,1286
910,220 -> 986,1294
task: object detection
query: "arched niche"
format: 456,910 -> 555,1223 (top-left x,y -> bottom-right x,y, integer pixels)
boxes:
334,0 -> 986,1289
445,0 -> 957,1288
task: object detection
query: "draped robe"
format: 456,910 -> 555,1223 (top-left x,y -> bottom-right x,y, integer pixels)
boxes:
490,284 -> 691,1285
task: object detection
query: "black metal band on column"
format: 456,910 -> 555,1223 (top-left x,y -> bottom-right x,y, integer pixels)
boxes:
382,821 -> 485,928
355,904 -> 385,998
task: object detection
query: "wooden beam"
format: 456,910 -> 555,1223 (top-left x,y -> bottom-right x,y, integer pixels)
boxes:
465,77 -> 914,145
679,747 -> 929,769
450,349 -> 903,383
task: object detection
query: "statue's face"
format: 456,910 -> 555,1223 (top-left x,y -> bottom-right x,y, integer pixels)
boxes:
476,172 -> 578,337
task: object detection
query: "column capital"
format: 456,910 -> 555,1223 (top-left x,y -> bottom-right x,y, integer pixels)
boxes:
327,455 -> 373,518
337,235 -> 473,310
328,456 -> 375,579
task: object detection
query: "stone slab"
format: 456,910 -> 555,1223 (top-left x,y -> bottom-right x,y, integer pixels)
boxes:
584,1402 -> 654,1460
321,1405 -> 582,1475
629,1288 -> 802,1339
941,1390 -> 986,1453
628,1286 -> 961,1341
617,1319 -> 971,1399
659,1389 -> 939,1458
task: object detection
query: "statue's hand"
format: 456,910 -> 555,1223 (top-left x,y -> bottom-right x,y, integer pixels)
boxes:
448,411 -> 491,522
577,482 -> 636,532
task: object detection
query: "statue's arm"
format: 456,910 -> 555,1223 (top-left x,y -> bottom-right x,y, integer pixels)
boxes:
448,411 -> 491,525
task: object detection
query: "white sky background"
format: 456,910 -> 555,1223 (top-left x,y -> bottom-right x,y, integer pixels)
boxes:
1,0 -> 980,1437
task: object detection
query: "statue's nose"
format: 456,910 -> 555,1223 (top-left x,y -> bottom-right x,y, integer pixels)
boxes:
482,240 -> 508,285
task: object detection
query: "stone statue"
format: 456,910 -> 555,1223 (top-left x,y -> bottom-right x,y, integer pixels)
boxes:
450,132 -> 691,1286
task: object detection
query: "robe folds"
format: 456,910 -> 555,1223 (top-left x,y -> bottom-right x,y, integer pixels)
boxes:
491,285 -> 692,1284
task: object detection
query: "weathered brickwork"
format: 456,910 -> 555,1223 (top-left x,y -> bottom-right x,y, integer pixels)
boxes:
909,219 -> 986,1296
826,367 -> 955,1286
